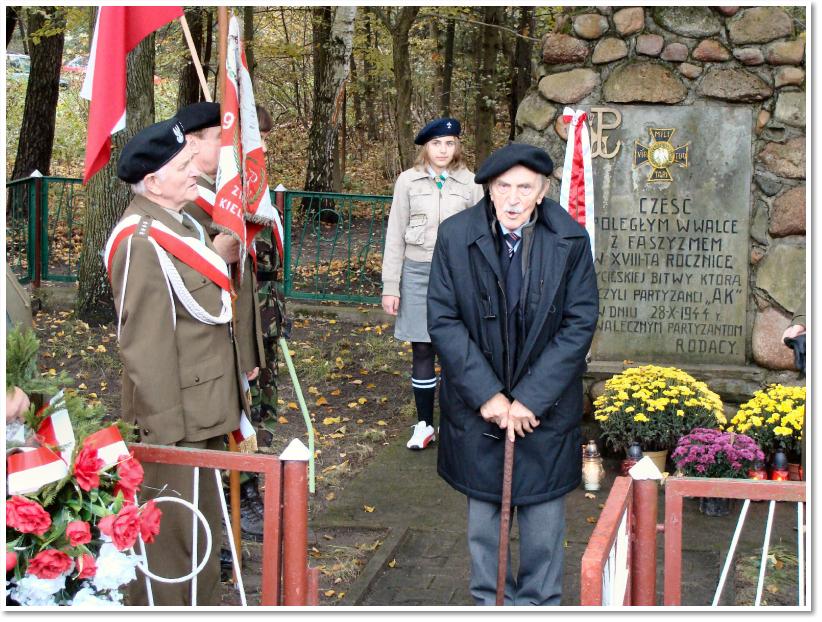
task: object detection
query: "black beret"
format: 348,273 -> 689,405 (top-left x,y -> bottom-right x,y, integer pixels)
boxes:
117,119 -> 187,183
414,117 -> 461,145
176,101 -> 221,134
474,142 -> 554,184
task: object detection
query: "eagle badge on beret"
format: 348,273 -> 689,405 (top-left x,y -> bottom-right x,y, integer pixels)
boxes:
173,123 -> 184,144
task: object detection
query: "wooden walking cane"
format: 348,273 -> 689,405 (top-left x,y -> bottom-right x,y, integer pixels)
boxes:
496,437 -> 515,605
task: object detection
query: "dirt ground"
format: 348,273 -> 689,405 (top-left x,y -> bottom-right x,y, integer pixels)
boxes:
29,295 -> 419,605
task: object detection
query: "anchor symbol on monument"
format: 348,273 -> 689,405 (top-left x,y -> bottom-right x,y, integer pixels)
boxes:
633,127 -> 689,183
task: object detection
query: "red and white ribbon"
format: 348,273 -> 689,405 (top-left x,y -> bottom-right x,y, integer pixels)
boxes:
559,107 -> 596,255
7,447 -> 68,495
82,425 -> 129,470
231,412 -> 255,445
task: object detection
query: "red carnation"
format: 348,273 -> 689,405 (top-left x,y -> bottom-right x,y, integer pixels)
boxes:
73,446 -> 104,491
66,520 -> 92,547
98,504 -> 141,551
27,549 -> 73,579
75,553 -> 97,580
6,496 -> 52,536
116,453 -> 144,491
139,500 -> 163,544
6,551 -> 17,573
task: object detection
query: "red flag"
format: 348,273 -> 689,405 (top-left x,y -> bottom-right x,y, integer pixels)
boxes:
81,6 -> 183,184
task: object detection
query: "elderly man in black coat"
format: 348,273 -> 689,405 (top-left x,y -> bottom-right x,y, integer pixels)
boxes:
427,143 -> 599,605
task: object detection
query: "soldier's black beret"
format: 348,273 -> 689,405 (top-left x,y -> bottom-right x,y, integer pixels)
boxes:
176,101 -> 221,134
414,117 -> 461,145
474,143 -> 554,184
117,119 -> 187,183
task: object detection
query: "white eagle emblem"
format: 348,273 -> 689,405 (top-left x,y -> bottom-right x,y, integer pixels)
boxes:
173,124 -> 184,144
446,121 -> 452,129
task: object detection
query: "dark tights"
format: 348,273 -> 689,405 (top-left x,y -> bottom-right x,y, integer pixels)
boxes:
411,342 -> 436,380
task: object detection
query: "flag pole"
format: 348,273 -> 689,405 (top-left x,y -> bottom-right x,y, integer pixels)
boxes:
179,14 -> 212,102
217,6 -> 243,577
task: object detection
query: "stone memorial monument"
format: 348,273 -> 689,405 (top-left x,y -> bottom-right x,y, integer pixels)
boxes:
590,104 -> 751,365
514,5 -> 806,403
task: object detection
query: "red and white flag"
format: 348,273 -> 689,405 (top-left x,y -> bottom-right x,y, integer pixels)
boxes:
237,30 -> 284,261
81,6 -> 183,184
213,16 -> 248,277
7,448 -> 68,495
82,425 -> 130,470
559,107 -> 596,255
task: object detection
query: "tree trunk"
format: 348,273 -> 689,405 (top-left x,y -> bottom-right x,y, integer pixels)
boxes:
280,7 -> 302,120
350,52 -> 361,132
474,7 -> 501,166
303,6 -> 356,199
76,36 -> 156,324
243,6 -> 255,85
6,7 -> 18,47
18,15 -> 28,55
10,7 -> 65,180
362,10 -> 378,141
376,7 -> 420,170
177,7 -> 204,108
203,8 -> 213,84
440,18 -> 455,117
509,7 -> 535,141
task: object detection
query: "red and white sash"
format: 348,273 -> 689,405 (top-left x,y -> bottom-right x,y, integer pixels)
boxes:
104,214 -> 233,337
194,185 -> 216,219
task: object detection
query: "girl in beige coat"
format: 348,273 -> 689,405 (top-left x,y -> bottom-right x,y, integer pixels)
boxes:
381,118 -> 484,450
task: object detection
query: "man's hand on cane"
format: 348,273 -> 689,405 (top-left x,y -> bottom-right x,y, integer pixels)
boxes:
480,392 -> 511,428
506,400 -> 540,442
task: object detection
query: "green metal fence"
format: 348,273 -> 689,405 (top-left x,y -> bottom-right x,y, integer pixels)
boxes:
4,179 -> 391,305
282,190 -> 391,304
6,176 -> 85,284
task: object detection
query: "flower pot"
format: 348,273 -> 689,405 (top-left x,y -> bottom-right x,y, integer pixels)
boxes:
788,463 -> 804,481
699,496 -> 730,517
644,449 -> 668,474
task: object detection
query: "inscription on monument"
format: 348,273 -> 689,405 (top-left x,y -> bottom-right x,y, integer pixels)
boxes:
590,105 -> 752,364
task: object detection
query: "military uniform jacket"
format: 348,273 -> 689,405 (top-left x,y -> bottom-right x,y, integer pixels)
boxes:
184,175 -> 266,373
110,195 -> 243,445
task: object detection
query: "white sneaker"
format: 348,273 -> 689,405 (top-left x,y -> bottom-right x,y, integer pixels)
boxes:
407,421 -> 436,450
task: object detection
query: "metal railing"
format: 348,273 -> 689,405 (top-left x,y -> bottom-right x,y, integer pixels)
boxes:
128,442 -> 319,606
663,477 -> 806,607
282,189 -> 391,304
581,475 -> 807,607
580,476 -> 635,606
6,176 -> 85,284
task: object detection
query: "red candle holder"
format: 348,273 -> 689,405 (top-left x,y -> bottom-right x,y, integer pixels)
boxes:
770,468 -> 790,481
748,466 -> 768,480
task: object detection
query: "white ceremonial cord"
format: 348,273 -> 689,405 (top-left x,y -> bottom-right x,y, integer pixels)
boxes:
116,237 -> 133,340
147,237 -> 232,325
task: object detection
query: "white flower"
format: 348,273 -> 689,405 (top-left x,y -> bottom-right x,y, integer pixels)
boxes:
91,543 -> 140,592
70,584 -> 123,608
8,573 -> 67,606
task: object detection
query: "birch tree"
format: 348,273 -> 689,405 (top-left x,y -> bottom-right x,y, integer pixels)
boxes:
303,5 -> 357,198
